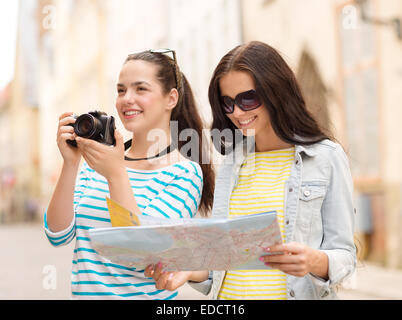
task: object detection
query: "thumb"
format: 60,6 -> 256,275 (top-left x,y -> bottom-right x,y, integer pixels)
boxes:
114,129 -> 124,149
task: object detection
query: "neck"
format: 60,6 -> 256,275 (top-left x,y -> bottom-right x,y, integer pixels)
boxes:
126,128 -> 172,159
254,128 -> 293,152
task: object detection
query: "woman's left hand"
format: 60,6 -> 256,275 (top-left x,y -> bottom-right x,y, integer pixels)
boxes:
260,242 -> 328,279
75,129 -> 126,180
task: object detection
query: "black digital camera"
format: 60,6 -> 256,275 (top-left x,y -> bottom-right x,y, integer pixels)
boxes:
67,111 -> 116,147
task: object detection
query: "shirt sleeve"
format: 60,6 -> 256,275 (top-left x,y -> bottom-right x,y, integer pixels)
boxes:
142,162 -> 203,219
319,144 -> 357,287
43,162 -> 89,247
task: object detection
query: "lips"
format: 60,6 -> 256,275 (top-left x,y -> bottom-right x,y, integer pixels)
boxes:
122,109 -> 143,119
238,116 -> 257,127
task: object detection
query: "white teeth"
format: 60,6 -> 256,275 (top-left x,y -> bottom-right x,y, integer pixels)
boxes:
239,117 -> 256,125
124,111 -> 142,116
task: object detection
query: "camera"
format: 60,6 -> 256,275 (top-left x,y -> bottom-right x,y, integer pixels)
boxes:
67,111 -> 116,147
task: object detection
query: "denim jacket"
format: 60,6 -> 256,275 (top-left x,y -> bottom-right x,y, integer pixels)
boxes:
189,138 -> 356,300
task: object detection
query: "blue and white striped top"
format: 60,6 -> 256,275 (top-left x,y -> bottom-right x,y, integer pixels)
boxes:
44,160 -> 203,300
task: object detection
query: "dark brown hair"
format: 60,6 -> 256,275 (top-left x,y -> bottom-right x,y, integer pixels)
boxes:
125,51 -> 215,217
209,41 -> 333,154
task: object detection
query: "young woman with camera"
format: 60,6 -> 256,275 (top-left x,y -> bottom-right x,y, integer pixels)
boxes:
148,41 -> 356,300
44,49 -> 214,299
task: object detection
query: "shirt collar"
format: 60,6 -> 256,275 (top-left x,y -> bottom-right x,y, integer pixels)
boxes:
295,144 -> 317,158
227,135 -> 318,165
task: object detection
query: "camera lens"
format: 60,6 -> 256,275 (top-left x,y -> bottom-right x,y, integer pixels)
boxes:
75,114 -> 103,138
77,118 -> 92,135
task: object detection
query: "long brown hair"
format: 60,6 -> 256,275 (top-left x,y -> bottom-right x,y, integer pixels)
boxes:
125,51 -> 215,217
209,41 -> 333,154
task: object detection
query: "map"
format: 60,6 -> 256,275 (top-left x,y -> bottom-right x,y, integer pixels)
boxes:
89,211 -> 282,271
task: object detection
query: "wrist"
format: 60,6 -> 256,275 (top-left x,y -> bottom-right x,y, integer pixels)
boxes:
188,270 -> 209,283
309,249 -> 329,280
106,166 -> 128,184
62,160 -> 81,171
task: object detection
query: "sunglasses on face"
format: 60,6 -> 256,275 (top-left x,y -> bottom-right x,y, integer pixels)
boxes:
221,90 -> 262,114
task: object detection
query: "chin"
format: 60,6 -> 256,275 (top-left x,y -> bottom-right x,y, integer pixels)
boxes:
122,122 -> 141,133
239,127 -> 257,137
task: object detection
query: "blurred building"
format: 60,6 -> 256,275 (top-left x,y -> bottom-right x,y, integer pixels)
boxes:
2,0 -> 241,221
241,0 -> 402,268
0,0 -> 41,223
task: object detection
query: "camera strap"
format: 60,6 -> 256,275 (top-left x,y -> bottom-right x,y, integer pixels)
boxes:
124,140 -> 177,161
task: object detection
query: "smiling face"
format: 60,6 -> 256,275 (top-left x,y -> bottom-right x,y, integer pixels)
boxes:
116,59 -> 178,134
219,70 -> 273,139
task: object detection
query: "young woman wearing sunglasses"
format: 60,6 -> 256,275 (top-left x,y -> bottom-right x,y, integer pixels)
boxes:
44,49 -> 215,300
149,41 -> 356,300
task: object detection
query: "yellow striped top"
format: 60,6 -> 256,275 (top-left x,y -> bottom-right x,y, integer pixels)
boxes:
218,147 -> 295,300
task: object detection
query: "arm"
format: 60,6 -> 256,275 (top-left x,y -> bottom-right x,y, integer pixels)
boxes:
107,169 -> 143,217
261,144 -> 355,283
318,144 -> 356,284
46,112 -> 81,233
75,130 -> 144,217
46,162 -> 80,232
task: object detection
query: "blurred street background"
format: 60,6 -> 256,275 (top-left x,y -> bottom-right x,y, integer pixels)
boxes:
1,0 -> 401,299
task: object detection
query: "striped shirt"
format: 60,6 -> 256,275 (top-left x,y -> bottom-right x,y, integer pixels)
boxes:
44,161 -> 203,300
218,148 -> 295,300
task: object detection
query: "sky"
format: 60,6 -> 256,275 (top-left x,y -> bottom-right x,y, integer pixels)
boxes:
0,1 -> 20,90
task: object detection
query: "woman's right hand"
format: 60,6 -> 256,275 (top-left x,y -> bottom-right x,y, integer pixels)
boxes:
57,112 -> 81,166
144,263 -> 194,291
145,263 -> 209,291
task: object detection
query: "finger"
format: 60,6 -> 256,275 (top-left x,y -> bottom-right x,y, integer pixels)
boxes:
260,253 -> 299,264
155,272 -> 172,290
59,112 -> 75,121
165,272 -> 189,291
76,137 -> 107,154
152,262 -> 164,281
114,129 -> 124,148
268,242 -> 303,255
266,263 -> 305,276
59,133 -> 75,143
59,116 -> 77,127
58,126 -> 75,134
79,143 -> 102,158
144,265 -> 154,278
75,137 -> 95,149
76,139 -> 104,158
82,152 -> 97,169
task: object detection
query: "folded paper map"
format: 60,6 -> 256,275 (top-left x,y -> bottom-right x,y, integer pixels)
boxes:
89,207 -> 282,271
106,197 -> 140,227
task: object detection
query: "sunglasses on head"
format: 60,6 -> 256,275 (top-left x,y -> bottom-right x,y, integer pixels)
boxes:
128,48 -> 179,88
221,90 -> 262,114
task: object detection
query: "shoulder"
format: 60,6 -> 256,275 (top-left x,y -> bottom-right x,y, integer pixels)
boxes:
301,139 -> 348,160
168,161 -> 203,181
299,140 -> 350,175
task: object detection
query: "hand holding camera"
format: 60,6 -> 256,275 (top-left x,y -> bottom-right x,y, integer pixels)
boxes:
61,111 -> 125,180
57,112 -> 82,166
66,111 -> 116,147
58,111 -> 119,172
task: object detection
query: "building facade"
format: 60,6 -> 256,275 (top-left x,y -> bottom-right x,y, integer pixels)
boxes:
0,0 -> 41,223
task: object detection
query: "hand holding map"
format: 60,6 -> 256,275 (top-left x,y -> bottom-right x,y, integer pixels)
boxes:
89,199 -> 282,271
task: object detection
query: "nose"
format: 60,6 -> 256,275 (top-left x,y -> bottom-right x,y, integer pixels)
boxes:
122,88 -> 136,104
232,104 -> 247,118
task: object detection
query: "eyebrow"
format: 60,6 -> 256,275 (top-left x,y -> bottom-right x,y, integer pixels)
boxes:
117,81 -> 151,87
